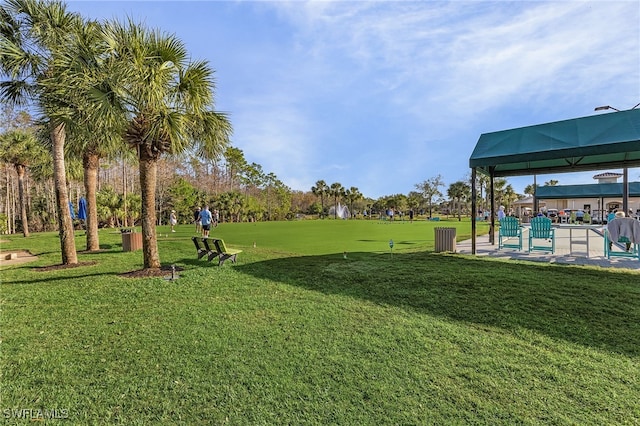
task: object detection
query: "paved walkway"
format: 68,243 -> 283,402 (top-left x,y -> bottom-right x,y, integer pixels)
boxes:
456,225 -> 640,271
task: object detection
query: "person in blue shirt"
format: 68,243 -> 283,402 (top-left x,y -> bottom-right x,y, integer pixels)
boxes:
200,206 -> 213,238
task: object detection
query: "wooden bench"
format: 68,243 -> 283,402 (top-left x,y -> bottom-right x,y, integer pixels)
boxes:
211,238 -> 242,266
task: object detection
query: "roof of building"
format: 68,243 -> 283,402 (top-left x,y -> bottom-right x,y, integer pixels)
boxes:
469,109 -> 640,177
512,196 -> 534,204
535,182 -> 640,199
593,172 -> 623,179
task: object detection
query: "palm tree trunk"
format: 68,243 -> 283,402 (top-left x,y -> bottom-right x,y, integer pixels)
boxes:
122,160 -> 128,227
83,152 -> 100,251
51,123 -> 78,265
4,166 -> 10,234
15,164 -> 29,237
139,154 -> 161,270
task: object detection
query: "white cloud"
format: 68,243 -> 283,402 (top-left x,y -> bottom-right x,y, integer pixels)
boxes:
252,1 -> 640,195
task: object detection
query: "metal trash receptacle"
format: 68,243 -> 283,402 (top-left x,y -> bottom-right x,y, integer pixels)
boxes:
434,227 -> 456,253
121,228 -> 143,251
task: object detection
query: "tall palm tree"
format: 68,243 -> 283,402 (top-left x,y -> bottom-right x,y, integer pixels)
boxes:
57,18 -> 128,251
100,20 -> 231,270
502,184 -> 518,210
0,0 -> 83,264
447,180 -> 471,221
344,186 -> 362,218
524,184 -> 536,196
0,129 -> 47,237
329,182 -> 345,219
311,180 -> 329,218
475,173 -> 491,214
493,177 -> 508,207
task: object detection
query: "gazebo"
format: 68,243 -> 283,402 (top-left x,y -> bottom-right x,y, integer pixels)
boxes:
468,108 -> 640,254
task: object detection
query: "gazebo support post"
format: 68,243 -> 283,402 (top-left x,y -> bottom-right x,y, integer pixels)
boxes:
623,167 -> 629,214
533,174 -> 538,215
489,167 -> 495,245
471,168 -> 477,254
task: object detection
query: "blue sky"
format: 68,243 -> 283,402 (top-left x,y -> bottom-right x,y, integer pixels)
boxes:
67,1 -> 640,199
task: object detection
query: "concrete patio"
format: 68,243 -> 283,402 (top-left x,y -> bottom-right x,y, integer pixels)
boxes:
456,225 -> 640,271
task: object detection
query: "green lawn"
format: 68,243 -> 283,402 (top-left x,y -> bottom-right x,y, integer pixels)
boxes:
1,219 -> 639,424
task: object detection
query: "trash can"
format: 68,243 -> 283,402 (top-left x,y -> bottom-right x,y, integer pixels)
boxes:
121,228 -> 143,252
434,227 -> 456,253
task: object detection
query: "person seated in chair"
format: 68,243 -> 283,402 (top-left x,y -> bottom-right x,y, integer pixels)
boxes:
608,211 -> 636,251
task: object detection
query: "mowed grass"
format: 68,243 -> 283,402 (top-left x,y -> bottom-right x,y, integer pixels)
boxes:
1,219 -> 639,424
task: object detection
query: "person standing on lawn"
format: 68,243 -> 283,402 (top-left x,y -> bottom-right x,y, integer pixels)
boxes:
200,206 -> 213,238
213,208 -> 220,227
193,207 -> 202,234
169,210 -> 177,232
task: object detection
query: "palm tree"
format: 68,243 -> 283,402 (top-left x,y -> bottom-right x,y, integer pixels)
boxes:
502,184 -> 518,210
311,180 -> 329,218
56,18 -> 128,251
524,184 -> 536,196
475,174 -> 491,214
493,177 -> 508,207
100,20 -> 231,270
344,186 -> 362,218
0,129 -> 47,237
0,0 -> 83,264
447,180 -> 471,221
329,182 -> 345,219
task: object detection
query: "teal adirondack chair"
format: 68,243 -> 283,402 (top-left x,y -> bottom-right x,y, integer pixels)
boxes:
603,218 -> 640,260
528,216 -> 555,253
498,216 -> 523,250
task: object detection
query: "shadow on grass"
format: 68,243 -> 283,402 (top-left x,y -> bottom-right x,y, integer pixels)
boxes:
236,251 -> 640,357
4,270 -> 123,285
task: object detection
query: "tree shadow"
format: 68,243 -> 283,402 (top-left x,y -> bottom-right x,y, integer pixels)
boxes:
4,270 -> 122,285
236,251 -> 640,357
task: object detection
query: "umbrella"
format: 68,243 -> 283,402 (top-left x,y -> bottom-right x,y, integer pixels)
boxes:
78,197 -> 87,221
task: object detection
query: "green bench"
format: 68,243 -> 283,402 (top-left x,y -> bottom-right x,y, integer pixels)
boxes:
192,236 -> 208,260
192,236 -> 218,262
211,238 -> 242,266
193,237 -> 242,265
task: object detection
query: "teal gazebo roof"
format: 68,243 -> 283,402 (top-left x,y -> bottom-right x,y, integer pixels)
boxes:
469,109 -> 640,177
535,182 -> 640,199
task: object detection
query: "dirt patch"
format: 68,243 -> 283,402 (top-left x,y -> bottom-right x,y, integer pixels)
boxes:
0,250 -> 38,267
120,265 -> 185,279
